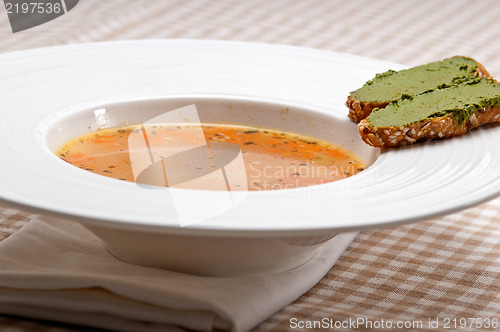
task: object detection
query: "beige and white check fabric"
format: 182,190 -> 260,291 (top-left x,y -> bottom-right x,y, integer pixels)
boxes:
1,0 -> 500,331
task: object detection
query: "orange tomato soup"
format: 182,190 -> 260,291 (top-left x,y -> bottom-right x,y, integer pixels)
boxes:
56,124 -> 365,190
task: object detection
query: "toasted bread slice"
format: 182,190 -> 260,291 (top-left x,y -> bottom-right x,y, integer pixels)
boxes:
347,56 -> 491,122
358,78 -> 500,148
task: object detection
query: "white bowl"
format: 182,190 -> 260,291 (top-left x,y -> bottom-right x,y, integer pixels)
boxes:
1,40 -> 499,276
44,95 -> 378,276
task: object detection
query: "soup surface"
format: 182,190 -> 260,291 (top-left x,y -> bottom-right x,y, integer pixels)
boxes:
56,123 -> 365,191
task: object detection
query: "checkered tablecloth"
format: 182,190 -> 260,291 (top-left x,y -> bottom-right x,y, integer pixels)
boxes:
1,0 -> 500,331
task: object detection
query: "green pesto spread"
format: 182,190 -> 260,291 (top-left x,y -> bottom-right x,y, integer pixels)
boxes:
367,78 -> 500,127
351,56 -> 479,103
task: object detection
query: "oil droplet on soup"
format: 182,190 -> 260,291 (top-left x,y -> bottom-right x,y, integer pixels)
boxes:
56,124 -> 365,191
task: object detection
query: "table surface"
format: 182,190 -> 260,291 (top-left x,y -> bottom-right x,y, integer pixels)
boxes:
1,0 -> 500,331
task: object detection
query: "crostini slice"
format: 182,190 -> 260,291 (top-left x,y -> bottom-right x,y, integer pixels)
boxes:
347,56 -> 490,122
358,78 -> 500,148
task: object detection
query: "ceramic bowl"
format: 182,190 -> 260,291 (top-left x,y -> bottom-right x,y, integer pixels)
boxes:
1,40 -> 499,276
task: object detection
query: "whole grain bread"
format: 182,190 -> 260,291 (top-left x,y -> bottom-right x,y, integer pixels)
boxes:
357,78 -> 500,148
347,56 -> 491,123
358,105 -> 500,148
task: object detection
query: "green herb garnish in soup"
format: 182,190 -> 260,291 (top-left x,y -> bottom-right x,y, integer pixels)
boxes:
56,124 -> 365,190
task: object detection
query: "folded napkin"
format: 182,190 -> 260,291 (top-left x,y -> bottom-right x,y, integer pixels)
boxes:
0,216 -> 356,331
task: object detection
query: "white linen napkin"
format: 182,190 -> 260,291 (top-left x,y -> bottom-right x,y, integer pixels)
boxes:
0,216 -> 357,332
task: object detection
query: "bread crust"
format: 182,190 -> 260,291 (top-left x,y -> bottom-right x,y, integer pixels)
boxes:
347,59 -> 491,123
346,96 -> 387,123
358,105 -> 500,148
